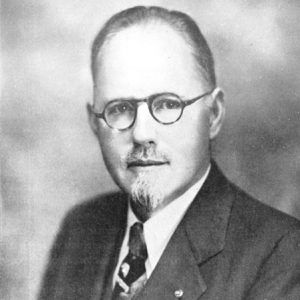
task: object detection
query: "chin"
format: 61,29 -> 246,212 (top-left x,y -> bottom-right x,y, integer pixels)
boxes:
130,172 -> 165,212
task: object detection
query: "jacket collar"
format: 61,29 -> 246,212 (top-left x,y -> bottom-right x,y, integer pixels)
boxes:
184,160 -> 233,264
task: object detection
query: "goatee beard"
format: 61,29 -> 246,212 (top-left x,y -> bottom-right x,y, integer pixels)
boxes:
130,172 -> 164,217
122,143 -> 167,216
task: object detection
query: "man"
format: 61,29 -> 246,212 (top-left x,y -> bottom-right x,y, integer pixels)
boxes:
39,6 -> 300,300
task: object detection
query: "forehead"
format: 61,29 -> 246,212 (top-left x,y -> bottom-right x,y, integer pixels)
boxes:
94,23 -> 204,101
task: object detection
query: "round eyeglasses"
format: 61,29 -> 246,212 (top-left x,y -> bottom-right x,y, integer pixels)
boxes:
91,89 -> 214,131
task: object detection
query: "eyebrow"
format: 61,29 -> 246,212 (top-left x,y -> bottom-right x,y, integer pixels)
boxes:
105,92 -> 182,103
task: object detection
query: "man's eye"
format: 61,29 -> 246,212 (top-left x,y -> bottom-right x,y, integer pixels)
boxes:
154,99 -> 181,110
107,102 -> 133,115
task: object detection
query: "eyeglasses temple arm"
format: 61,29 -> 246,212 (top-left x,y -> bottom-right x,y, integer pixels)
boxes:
183,89 -> 215,107
91,107 -> 105,119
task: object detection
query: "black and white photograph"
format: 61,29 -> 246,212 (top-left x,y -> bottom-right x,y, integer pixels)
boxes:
2,1 -> 300,299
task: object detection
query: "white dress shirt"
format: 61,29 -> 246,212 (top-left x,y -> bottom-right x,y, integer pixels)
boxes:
112,165 -> 211,286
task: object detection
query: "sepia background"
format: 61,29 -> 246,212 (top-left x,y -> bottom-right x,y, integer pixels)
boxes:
1,0 -> 300,299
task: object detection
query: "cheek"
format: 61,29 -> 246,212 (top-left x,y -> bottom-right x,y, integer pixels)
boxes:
97,130 -> 125,170
171,135 -> 208,171
167,114 -> 210,162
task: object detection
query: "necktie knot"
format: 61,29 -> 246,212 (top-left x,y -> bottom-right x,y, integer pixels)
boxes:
128,222 -> 147,259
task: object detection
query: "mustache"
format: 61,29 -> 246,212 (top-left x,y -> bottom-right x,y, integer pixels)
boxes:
124,145 -> 169,166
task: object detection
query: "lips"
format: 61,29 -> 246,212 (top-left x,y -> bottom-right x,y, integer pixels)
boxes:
127,159 -> 168,168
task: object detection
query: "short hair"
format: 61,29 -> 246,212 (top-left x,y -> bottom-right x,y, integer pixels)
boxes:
91,6 -> 216,88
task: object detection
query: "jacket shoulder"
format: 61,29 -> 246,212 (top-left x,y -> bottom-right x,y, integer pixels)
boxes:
228,182 -> 300,238
61,191 -> 127,232
38,192 -> 127,300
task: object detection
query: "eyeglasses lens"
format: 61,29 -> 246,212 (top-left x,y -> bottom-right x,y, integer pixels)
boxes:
152,95 -> 182,124
105,101 -> 135,130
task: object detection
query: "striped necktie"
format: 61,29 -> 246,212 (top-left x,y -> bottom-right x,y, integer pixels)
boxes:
112,222 -> 148,299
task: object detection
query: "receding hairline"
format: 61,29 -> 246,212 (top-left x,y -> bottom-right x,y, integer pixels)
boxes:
91,6 -> 216,88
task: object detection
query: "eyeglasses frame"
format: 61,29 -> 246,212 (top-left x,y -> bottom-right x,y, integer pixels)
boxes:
91,88 -> 215,131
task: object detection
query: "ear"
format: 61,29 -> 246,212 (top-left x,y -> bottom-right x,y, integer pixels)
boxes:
208,87 -> 225,140
86,102 -> 100,136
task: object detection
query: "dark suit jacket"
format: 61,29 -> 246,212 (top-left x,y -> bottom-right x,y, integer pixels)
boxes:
39,162 -> 300,300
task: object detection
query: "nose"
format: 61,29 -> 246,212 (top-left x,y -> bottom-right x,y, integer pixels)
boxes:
131,103 -> 157,145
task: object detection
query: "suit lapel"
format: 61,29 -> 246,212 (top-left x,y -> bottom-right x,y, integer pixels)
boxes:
184,161 -> 233,265
136,222 -> 207,300
136,161 -> 233,300
89,194 -> 128,300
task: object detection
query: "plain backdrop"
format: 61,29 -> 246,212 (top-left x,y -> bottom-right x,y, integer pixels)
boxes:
1,0 -> 300,299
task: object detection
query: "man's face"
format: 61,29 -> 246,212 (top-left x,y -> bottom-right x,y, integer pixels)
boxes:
90,23 -> 223,212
